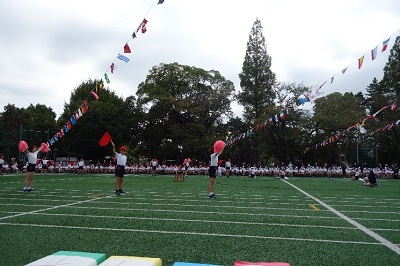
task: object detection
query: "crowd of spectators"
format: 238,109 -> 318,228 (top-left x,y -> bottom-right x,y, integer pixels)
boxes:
0,158 -> 398,179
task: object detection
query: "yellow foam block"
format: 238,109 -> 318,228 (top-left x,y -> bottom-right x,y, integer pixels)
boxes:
25,254 -> 97,266
99,256 -> 162,266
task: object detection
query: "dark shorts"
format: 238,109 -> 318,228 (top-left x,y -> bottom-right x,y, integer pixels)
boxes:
208,166 -> 217,178
185,166 -> 189,170
42,165 -> 48,169
152,166 -> 157,170
115,165 -> 125,177
226,167 -> 230,170
79,166 -> 83,170
27,164 -> 36,173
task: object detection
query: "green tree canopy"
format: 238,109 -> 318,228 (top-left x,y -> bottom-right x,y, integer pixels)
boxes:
135,62 -> 235,163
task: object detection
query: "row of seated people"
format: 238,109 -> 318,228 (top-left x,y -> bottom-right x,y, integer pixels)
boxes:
2,161 -> 398,179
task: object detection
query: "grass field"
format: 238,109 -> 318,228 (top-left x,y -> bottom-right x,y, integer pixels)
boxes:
0,173 -> 399,266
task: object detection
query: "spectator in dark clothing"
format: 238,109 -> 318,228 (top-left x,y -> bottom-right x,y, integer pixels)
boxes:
364,169 -> 378,187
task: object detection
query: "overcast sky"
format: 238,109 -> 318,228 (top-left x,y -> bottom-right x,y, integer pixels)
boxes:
1,0 -> 399,118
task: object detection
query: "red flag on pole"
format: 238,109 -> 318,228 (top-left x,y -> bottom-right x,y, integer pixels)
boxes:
99,132 -> 112,146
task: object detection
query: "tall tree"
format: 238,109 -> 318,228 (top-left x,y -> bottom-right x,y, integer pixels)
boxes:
370,35 -> 400,164
237,18 -> 276,123
136,62 -> 235,163
0,104 -> 56,161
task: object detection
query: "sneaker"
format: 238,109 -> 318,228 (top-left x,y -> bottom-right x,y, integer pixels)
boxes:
115,191 -> 121,196
23,189 -> 29,192
118,189 -> 125,194
208,193 -> 216,199
28,188 -> 34,192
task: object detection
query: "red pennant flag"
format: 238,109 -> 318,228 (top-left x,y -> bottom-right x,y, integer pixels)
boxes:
81,100 -> 89,114
124,43 -> 131,53
91,91 -> 99,100
99,132 -> 112,147
136,18 -> 148,32
382,37 -> 390,52
141,24 -> 147,33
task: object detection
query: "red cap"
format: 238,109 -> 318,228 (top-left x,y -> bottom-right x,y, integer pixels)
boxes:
120,146 -> 128,151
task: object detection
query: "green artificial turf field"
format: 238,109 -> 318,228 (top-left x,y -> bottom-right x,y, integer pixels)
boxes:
0,173 -> 399,266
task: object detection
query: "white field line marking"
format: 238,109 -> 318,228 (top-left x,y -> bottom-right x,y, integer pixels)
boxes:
32,212 -> 400,232
30,212 -> 356,230
0,222 -> 381,246
282,180 -> 400,255
23,212 -> 400,231
0,194 -> 114,221
2,204 -> 400,223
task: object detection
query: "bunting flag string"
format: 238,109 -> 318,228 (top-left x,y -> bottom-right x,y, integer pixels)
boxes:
304,102 -> 397,153
46,0 -> 165,147
309,30 -> 399,100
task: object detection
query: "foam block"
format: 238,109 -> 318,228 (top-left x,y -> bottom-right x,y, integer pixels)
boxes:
173,262 -> 222,266
25,251 -> 107,266
98,256 -> 162,266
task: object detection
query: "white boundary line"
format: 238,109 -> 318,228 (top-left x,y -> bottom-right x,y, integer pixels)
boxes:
281,180 -> 400,255
0,222 -> 382,246
0,194 -> 114,221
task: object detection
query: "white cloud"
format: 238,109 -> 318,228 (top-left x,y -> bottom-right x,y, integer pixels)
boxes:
1,0 -> 399,118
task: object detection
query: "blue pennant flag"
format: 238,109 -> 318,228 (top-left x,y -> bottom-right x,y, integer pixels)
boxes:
117,54 -> 130,63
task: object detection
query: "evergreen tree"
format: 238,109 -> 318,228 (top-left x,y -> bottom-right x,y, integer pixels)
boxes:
237,18 -> 276,123
380,36 -> 400,98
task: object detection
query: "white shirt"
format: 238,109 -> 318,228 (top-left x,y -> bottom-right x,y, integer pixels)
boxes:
210,153 -> 219,167
78,160 -> 85,166
116,153 -> 127,166
225,161 -> 231,168
0,159 -> 4,165
27,151 -> 39,164
42,159 -> 48,165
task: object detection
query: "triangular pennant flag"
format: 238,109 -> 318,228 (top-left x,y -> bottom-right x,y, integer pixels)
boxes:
371,45 -> 378,61
330,76 -> 334,84
99,131 -> 112,147
104,73 -> 110,84
117,54 -> 130,63
358,56 -> 364,69
382,37 -> 390,52
132,32 -> 137,39
342,67 -> 348,74
110,63 -> 115,73
158,0 -> 165,4
124,43 -> 131,53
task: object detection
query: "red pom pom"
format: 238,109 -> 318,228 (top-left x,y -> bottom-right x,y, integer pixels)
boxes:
19,140 -> 28,152
41,143 -> 50,153
213,140 -> 226,153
